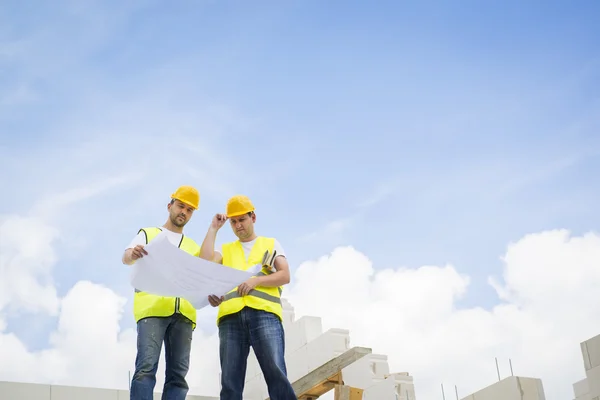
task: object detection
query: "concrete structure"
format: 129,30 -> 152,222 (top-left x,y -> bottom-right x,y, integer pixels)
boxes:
460,376 -> 546,400
573,332 -> 600,400
0,380 -> 218,400
243,298 -> 417,399
574,378 -> 591,400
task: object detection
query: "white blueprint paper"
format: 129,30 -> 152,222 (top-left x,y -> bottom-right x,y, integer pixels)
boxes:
129,231 -> 261,309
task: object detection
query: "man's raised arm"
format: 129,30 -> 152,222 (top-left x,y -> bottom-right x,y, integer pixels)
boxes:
199,213 -> 227,264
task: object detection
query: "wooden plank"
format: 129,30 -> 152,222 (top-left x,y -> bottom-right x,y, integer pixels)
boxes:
266,346 -> 371,400
334,385 -> 364,400
297,371 -> 341,399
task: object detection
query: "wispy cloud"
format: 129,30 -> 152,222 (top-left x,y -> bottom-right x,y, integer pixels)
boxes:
0,84 -> 38,106
298,217 -> 353,244
31,174 -> 143,219
494,154 -> 584,196
357,181 -> 398,208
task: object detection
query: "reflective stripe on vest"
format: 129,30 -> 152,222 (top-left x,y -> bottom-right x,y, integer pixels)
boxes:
133,227 -> 200,328
229,269 -> 283,297
216,236 -> 283,323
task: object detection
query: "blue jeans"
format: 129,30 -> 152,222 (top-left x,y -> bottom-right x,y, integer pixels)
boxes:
130,314 -> 193,400
218,307 -> 296,400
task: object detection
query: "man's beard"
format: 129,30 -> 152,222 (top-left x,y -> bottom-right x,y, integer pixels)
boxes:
171,214 -> 187,227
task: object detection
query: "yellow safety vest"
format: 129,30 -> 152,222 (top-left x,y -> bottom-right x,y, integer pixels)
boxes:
217,236 -> 283,324
133,227 -> 200,328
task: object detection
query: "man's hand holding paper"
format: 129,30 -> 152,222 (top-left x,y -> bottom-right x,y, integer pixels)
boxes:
130,231 -> 262,309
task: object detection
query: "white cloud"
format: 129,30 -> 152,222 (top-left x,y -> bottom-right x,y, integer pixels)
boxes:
0,281 -> 134,388
0,277 -> 220,395
286,229 -> 600,400
1,227 -> 599,399
0,215 -> 60,316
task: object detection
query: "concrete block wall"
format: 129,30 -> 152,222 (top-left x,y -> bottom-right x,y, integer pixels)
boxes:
576,365 -> 600,400
0,381 -> 219,400
573,333 -> 600,400
573,378 -> 590,400
390,372 -> 417,400
459,376 -> 546,400
242,298 -> 417,399
587,366 -> 600,400
581,333 -> 600,372
342,354 -> 416,400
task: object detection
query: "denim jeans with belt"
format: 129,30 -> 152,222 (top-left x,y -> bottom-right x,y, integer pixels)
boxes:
130,313 -> 193,400
219,307 -> 297,400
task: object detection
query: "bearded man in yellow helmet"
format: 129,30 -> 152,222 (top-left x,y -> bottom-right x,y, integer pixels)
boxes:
199,195 -> 296,400
122,185 -> 202,400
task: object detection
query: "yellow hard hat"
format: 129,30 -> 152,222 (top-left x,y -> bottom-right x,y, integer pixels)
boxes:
226,195 -> 255,217
171,185 -> 200,209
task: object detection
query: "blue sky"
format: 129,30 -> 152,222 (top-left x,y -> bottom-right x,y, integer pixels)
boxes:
1,0 -> 600,396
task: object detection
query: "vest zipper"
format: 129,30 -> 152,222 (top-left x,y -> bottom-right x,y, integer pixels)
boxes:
174,234 -> 184,315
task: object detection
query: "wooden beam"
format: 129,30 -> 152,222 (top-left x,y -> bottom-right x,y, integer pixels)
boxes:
265,346 -> 371,400
334,385 -> 364,400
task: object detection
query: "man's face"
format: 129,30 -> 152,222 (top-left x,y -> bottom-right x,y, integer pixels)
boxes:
229,212 -> 255,240
168,200 -> 195,227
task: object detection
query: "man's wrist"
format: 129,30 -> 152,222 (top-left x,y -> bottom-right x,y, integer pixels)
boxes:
123,250 -> 135,265
254,276 -> 265,286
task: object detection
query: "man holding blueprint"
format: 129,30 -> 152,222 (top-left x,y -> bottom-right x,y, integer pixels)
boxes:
199,194 -> 297,400
122,185 -> 202,400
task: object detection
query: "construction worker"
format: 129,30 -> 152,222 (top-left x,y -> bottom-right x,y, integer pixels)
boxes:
199,195 -> 296,400
122,185 -> 202,400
